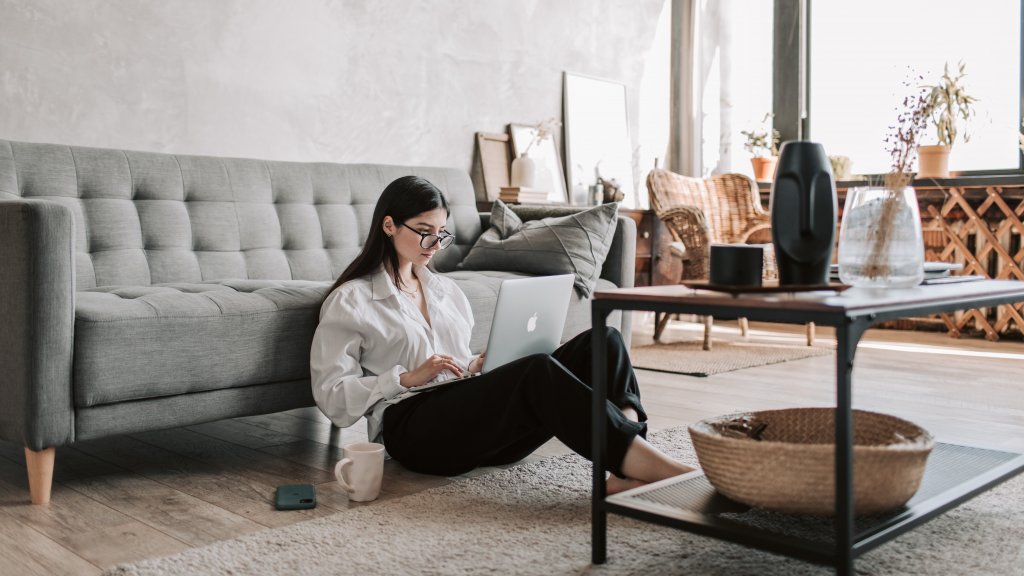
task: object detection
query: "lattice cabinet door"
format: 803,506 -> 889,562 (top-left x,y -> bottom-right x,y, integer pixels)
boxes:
928,185 -> 1024,340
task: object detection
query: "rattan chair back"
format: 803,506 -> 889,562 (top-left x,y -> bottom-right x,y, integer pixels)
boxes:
647,169 -> 774,282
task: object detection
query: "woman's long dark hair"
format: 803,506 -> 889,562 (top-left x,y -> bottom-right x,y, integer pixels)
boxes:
322,175 -> 450,305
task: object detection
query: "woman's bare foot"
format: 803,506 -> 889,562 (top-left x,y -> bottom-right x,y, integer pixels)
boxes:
606,474 -> 647,495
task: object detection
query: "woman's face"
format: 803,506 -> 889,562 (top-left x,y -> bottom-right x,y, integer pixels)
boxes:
384,207 -> 450,267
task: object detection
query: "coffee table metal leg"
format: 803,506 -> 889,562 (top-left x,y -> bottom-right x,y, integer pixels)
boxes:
591,307 -> 609,564
835,320 -> 868,576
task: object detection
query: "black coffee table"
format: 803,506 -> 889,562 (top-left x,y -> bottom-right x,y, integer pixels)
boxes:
589,280 -> 1024,575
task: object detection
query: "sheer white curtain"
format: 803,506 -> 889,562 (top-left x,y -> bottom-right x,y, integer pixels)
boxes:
671,0 -> 774,179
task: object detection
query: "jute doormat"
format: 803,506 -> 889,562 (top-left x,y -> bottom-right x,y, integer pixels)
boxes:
630,339 -> 833,377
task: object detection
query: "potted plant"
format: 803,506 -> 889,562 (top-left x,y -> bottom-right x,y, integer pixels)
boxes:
917,62 -> 977,178
741,113 -> 781,181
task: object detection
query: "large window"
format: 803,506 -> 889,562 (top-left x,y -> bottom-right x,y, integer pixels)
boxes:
700,0 -> 774,178
808,0 -> 1021,175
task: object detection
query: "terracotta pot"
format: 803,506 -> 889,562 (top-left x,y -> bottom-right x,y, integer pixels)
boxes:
917,145 -> 950,179
751,156 -> 778,182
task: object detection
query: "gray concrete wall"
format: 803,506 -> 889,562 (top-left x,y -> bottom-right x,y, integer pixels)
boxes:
0,0 -> 664,198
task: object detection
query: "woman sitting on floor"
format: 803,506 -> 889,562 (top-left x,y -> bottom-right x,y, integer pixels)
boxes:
310,175 -> 693,493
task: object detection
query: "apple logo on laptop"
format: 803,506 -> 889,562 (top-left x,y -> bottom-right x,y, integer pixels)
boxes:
526,312 -> 538,333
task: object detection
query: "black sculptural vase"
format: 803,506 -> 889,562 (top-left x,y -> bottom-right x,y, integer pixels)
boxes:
769,141 -> 838,286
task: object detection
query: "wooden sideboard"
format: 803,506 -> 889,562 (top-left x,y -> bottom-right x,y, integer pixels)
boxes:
619,209 -> 680,287
480,188 -> 1024,340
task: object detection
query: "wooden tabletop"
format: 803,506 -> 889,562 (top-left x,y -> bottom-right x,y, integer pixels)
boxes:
594,280 -> 1024,318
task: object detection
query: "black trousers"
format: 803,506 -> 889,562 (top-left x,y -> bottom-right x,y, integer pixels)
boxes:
382,327 -> 647,478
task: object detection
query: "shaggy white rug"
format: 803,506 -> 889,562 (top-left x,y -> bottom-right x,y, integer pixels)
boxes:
107,428 -> 1023,575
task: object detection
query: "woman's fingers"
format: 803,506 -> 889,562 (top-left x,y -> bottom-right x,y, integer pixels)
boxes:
444,359 -> 463,376
421,354 -> 463,379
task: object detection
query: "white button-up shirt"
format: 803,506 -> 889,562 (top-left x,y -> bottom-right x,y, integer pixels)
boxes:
310,265 -> 475,443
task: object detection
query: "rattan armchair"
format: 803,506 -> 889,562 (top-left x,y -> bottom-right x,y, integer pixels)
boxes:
646,169 -> 814,348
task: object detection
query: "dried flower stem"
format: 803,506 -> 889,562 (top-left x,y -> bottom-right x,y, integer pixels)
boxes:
863,78 -> 932,279
522,117 -> 561,156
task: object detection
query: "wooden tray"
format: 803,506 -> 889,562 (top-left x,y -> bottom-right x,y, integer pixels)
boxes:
682,280 -> 850,294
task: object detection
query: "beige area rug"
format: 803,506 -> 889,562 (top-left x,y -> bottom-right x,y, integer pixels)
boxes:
630,338 -> 833,377
107,427 -> 1024,576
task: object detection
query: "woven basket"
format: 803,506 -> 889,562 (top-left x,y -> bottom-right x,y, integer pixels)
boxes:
689,408 -> 934,516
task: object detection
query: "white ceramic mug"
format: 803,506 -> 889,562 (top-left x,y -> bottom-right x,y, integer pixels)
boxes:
334,442 -> 385,502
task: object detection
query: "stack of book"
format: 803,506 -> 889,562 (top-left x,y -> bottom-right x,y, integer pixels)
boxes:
499,187 -> 548,204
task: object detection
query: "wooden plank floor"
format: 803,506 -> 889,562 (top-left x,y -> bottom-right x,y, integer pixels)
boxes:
1,317 -> 1022,574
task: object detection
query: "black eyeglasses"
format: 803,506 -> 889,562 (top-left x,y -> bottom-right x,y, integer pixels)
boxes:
402,223 -> 455,250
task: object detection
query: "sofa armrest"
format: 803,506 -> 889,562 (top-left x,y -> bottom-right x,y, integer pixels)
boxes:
600,215 -> 637,288
0,199 -> 76,450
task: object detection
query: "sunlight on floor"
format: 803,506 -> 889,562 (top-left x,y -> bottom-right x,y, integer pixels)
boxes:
635,312 -> 1024,361
854,341 -> 1024,361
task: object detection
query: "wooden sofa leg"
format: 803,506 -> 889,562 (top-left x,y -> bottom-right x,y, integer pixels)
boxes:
25,447 -> 55,505
739,317 -> 750,338
806,322 -> 816,346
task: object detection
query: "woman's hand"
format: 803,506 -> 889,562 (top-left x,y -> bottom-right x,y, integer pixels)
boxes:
467,351 -> 486,375
400,354 -> 464,388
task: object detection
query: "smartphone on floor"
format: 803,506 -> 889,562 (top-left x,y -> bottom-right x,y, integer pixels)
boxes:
275,484 -> 317,510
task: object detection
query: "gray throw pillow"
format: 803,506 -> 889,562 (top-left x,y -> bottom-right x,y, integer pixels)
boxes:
459,200 -> 619,297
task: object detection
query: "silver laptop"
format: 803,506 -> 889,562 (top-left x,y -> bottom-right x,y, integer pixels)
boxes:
410,273 -> 574,391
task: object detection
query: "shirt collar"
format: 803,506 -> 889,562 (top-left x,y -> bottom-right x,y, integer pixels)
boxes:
416,265 -> 456,299
370,264 -> 449,301
370,267 -> 397,301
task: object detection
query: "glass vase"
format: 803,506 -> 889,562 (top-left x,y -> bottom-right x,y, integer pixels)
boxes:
837,186 -> 924,288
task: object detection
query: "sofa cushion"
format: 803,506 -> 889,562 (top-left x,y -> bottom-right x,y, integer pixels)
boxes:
74,280 -> 330,407
74,268 -> 623,408
442,270 -> 621,353
457,200 -> 619,297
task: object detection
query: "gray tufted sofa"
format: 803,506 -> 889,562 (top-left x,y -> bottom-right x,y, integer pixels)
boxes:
0,138 -> 635,504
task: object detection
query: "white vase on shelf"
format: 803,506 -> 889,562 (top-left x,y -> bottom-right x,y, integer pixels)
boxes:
510,153 -> 536,189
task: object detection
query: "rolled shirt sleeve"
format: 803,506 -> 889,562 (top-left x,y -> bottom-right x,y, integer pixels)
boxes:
310,294 -> 406,429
